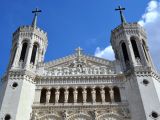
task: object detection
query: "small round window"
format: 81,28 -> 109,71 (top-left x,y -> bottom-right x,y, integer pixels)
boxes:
143,79 -> 149,85
5,114 -> 11,120
151,111 -> 159,119
12,82 -> 18,88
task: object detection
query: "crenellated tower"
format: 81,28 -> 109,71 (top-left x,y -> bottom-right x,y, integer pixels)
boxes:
111,6 -> 160,120
0,8 -> 48,120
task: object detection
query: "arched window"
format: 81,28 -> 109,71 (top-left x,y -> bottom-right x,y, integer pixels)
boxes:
95,87 -> 102,102
113,87 -> 121,102
5,114 -> 11,120
104,87 -> 111,102
59,88 -> 65,103
30,44 -> 38,64
68,88 -> 74,103
121,42 -> 129,63
20,42 -> 28,61
49,88 -> 56,103
131,37 -> 140,59
40,88 -> 47,103
142,40 -> 149,61
77,87 -> 83,103
86,87 -> 92,103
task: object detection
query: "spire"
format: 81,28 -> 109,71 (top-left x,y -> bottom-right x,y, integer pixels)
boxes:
115,5 -> 127,24
32,8 -> 42,28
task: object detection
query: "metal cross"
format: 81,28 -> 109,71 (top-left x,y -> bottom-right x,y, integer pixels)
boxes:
115,6 -> 126,24
32,8 -> 42,16
31,8 -> 42,27
76,47 -> 83,56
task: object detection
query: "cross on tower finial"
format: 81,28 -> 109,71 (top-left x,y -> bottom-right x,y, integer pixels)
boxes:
115,5 -> 127,24
75,47 -> 83,56
32,8 -> 42,28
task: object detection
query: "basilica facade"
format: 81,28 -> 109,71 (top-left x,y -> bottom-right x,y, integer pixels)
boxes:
0,8 -> 160,120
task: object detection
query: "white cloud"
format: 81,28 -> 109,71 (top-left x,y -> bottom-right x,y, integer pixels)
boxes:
138,0 -> 160,70
94,45 -> 115,60
95,0 -> 160,71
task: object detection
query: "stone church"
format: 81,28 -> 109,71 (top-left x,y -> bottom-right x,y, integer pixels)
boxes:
0,7 -> 160,120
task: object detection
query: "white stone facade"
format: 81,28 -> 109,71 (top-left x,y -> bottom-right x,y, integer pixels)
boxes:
0,18 -> 160,120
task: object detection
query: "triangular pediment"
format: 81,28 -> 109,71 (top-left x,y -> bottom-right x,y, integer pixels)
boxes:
37,49 -> 116,76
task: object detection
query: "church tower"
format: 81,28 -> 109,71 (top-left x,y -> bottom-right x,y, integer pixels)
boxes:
0,8 -> 48,120
111,6 -> 160,120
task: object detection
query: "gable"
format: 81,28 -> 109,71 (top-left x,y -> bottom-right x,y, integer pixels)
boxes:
37,51 -> 116,76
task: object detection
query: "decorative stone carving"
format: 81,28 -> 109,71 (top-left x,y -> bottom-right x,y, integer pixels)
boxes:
55,89 -> 60,103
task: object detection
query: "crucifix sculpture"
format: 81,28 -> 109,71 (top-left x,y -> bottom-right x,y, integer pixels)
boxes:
32,8 -> 42,28
115,5 -> 126,24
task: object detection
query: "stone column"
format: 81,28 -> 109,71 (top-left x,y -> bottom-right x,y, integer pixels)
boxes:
64,88 -> 69,103
73,88 -> 78,103
12,42 -> 22,68
91,87 -> 96,103
38,48 -> 42,63
82,87 -> 87,103
109,87 -> 114,102
33,47 -> 40,66
55,88 -> 60,103
24,42 -> 33,68
46,90 -> 51,103
100,87 -> 105,103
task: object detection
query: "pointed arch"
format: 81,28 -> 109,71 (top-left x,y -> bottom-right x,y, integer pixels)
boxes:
20,42 -> 28,61
121,42 -> 129,63
40,88 -> 47,103
130,37 -> 140,59
113,86 -> 121,102
30,43 -> 38,64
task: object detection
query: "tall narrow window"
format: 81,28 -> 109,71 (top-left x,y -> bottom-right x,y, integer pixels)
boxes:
59,88 -> 65,103
104,87 -> 111,102
142,40 -> 149,61
40,88 -> 47,103
131,38 -> 140,59
30,44 -> 38,64
121,42 -> 129,63
95,87 -> 101,102
68,88 -> 74,103
77,87 -> 83,103
20,42 -> 28,61
86,87 -> 92,103
113,87 -> 121,102
49,88 -> 56,103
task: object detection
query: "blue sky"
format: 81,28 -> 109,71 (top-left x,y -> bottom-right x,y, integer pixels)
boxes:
0,0 -> 157,76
